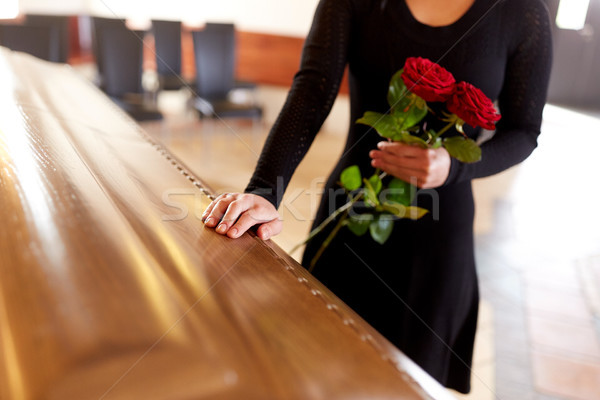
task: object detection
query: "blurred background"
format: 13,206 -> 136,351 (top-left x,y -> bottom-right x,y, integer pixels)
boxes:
1,0 -> 599,399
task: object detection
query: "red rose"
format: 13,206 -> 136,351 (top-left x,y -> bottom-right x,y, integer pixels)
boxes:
401,57 -> 456,102
447,81 -> 501,130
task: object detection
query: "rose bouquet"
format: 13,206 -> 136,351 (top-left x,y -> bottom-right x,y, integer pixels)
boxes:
297,57 -> 500,271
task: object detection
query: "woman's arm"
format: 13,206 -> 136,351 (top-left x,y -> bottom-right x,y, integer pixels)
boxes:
203,0 -> 354,239
444,0 -> 553,184
244,0 -> 354,206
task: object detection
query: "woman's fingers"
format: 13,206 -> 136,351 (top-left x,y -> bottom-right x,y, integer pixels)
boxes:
370,147 -> 426,181
370,149 -> 429,172
370,142 -> 451,188
200,194 -> 221,221
226,212 -> 257,238
202,194 -> 236,227
202,193 -> 281,240
257,219 -> 283,240
215,195 -> 252,233
201,193 -> 231,222
228,200 -> 281,238
376,141 -> 425,157
372,156 -> 423,185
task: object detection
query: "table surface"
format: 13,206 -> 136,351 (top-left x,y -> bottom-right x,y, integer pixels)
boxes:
0,47 -> 454,400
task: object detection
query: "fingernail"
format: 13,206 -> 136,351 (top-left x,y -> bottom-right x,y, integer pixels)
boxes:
204,217 -> 215,226
216,223 -> 227,234
377,142 -> 384,148
261,227 -> 270,240
229,228 -> 238,238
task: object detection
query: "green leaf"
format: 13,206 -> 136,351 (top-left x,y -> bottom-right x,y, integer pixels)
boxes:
381,202 -> 407,217
340,165 -> 362,191
363,178 -> 379,206
388,70 -> 428,130
384,178 -> 415,206
405,206 -> 429,220
369,215 -> 394,245
393,95 -> 427,131
347,213 -> 373,236
414,95 -> 427,110
387,69 -> 408,109
368,174 -> 382,195
381,203 -> 429,220
443,136 -> 482,163
398,132 -> 428,148
356,111 -> 400,139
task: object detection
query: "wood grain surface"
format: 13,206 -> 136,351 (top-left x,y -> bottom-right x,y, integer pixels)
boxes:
0,48 -> 453,400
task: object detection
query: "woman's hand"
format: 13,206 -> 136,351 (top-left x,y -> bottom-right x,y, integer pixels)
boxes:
201,193 -> 282,240
369,141 -> 451,188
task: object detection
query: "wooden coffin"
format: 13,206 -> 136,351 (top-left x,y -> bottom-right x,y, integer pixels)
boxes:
0,47 -> 454,400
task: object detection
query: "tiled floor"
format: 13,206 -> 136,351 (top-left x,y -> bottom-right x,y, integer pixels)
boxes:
139,87 -> 600,400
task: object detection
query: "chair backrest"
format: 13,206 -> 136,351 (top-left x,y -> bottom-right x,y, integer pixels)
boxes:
0,24 -> 56,62
192,23 -> 236,100
152,19 -> 182,77
91,17 -> 121,80
24,14 -> 70,63
92,18 -> 144,97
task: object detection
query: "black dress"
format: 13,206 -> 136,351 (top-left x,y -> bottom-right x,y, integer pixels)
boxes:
245,0 -> 552,393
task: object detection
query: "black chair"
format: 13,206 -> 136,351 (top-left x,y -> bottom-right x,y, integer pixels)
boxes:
91,17 -> 162,121
24,14 -> 70,63
191,23 -> 262,121
90,17 -> 122,89
0,24 -> 56,62
151,19 -> 193,91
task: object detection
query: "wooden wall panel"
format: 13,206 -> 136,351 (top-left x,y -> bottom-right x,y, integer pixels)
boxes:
180,29 -> 349,93
235,30 -> 304,87
145,30 -> 306,89
235,30 -> 349,93
76,27 -> 349,93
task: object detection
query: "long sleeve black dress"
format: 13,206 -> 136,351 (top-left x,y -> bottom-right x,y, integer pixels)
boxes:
245,0 -> 552,392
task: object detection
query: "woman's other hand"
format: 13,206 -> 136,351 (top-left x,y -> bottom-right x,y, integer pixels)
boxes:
201,193 -> 282,240
369,141 -> 451,188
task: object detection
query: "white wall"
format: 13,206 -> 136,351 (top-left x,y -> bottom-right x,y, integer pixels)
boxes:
19,0 -> 88,15
0,0 -> 19,19
18,0 -> 320,37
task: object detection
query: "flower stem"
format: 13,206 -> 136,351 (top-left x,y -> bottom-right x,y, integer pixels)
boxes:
309,209 -> 349,272
434,120 -> 455,138
289,192 -> 363,256
432,114 -> 467,142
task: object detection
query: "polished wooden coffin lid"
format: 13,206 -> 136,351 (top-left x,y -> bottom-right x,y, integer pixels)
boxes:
0,47 -> 455,400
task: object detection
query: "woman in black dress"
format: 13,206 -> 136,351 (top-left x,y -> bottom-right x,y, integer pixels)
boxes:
202,0 -> 552,392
